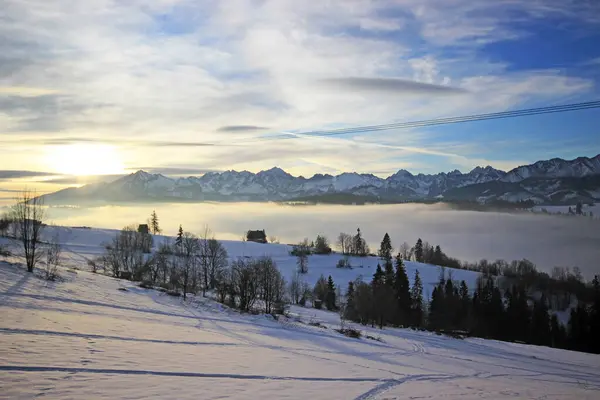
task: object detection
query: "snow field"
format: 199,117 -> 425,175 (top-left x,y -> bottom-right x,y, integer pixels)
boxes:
1,226 -> 600,399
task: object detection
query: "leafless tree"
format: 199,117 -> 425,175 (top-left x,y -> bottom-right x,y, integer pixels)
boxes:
103,225 -> 148,278
206,238 -> 228,289
255,257 -> 284,314
269,235 -> 279,244
12,190 -> 45,272
295,238 -> 310,274
337,232 -> 351,255
231,258 -> 258,312
0,212 -> 11,237
179,232 -> 200,299
288,270 -> 302,304
398,242 -> 411,260
45,234 -> 61,281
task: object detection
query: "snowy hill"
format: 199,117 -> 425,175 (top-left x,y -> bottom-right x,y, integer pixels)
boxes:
40,154 -> 600,205
0,226 -> 480,293
2,244 -> 600,398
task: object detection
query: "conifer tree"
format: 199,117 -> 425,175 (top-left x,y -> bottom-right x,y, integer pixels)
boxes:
410,270 -> 423,327
458,280 -> 471,331
326,275 -> 336,311
393,255 -> 411,326
531,294 -> 550,346
371,264 -> 386,328
150,210 -> 161,234
378,233 -> 393,264
344,281 -> 357,321
175,225 -> 184,247
414,238 -> 424,263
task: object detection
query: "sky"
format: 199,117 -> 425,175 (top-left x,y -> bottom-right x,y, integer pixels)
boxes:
1,0 -> 600,195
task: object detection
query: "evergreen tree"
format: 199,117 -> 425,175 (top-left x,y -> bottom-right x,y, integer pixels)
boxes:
531,294 -> 550,346
393,255 -> 411,326
410,270 -> 424,327
371,264 -> 386,328
326,275 -> 336,311
591,275 -> 600,353
150,210 -> 161,234
458,280 -> 471,331
433,245 -> 443,265
550,314 -> 567,349
505,286 -> 530,342
354,228 -> 366,256
429,286 -> 443,330
344,281 -> 357,321
378,233 -> 393,264
175,225 -> 184,247
414,238 -> 424,262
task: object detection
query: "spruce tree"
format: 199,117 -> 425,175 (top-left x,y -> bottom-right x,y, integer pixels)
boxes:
458,280 -> 471,331
550,314 -> 566,349
371,264 -> 386,328
592,275 -> 600,353
410,270 -> 423,327
175,225 -> 184,247
414,238 -> 424,263
326,275 -> 336,311
429,286 -> 443,330
434,245 -> 443,265
531,294 -> 550,346
378,233 -> 393,264
150,210 -> 161,234
344,281 -> 357,321
393,255 -> 411,326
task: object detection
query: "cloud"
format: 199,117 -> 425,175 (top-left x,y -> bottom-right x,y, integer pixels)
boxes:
216,125 -> 270,132
0,170 -> 56,180
0,0 -> 598,178
128,167 -> 221,175
319,77 -> 467,96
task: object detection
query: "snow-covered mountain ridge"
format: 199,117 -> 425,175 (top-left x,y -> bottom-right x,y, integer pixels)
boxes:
42,154 -> 600,205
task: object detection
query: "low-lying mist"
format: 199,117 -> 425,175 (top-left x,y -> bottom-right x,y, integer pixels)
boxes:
43,202 -> 600,279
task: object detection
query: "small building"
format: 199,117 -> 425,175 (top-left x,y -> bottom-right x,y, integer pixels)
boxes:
246,229 -> 267,243
138,224 -> 149,235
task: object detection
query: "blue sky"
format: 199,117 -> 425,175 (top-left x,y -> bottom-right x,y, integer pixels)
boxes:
0,0 -> 599,189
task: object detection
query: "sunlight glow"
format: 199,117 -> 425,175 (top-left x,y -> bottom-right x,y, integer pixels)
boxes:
44,144 -> 126,176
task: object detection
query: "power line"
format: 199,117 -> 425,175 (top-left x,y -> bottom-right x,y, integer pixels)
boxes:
249,100 -> 600,143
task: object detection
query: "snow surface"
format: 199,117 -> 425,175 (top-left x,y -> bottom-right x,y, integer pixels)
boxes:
2,256 -> 600,399
2,227 -> 600,399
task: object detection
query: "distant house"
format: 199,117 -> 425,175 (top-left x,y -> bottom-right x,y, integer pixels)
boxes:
138,224 -> 149,235
246,229 -> 267,244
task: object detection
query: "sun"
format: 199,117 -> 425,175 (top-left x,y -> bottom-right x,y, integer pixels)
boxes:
45,144 -> 126,176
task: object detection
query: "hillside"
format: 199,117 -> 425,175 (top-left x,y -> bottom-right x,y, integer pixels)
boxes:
2,250 -> 599,398
0,226 -> 480,294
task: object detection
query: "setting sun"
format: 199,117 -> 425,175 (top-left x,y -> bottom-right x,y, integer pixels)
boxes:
44,144 -> 126,176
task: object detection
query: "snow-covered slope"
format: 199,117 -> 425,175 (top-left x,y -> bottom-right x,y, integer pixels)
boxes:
40,154 -> 600,205
2,255 -> 599,399
0,226 -> 480,292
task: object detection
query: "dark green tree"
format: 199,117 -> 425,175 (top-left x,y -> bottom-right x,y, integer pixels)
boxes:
434,245 -> 443,265
458,280 -> 471,331
550,314 -> 567,349
175,225 -> 184,247
393,255 -> 411,326
326,275 -> 336,310
344,281 -> 357,321
378,233 -> 393,264
414,238 -> 424,263
150,210 -> 161,234
530,294 -> 550,346
410,270 -> 424,327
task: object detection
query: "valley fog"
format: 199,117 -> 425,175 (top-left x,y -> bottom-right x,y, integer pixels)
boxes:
42,202 -> 600,279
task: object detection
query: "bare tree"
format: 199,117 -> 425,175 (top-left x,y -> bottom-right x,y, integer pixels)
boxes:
206,238 -> 228,290
398,242 -> 411,260
197,225 -> 212,296
12,190 -> 45,272
255,257 -> 284,314
103,226 -> 146,278
288,270 -> 302,304
268,235 -> 279,244
337,232 -> 351,255
295,238 -> 310,274
45,234 -> 61,281
179,232 -> 200,299
231,258 -> 258,312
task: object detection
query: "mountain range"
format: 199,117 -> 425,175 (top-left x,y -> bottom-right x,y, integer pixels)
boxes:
42,154 -> 600,206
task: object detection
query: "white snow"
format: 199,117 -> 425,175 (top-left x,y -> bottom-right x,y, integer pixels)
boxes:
2,227 -> 600,399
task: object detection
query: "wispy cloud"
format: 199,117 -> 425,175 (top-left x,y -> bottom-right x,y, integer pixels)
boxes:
0,0 -> 598,180
216,125 -> 270,132
319,77 -> 467,96
0,170 -> 56,180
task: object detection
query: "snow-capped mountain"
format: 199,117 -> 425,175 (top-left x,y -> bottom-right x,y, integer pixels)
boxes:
41,154 -> 600,205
